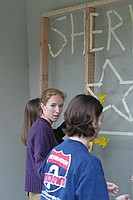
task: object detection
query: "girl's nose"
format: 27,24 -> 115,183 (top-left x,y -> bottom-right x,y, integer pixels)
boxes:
55,106 -> 60,113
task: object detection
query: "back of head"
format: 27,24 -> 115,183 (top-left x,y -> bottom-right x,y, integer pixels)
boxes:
25,98 -> 41,124
64,94 -> 103,137
40,88 -> 67,105
21,98 -> 41,145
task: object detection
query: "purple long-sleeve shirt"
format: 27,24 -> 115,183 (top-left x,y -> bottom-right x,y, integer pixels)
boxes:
25,117 -> 58,193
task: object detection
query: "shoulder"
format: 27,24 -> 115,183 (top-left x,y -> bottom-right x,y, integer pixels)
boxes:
70,145 -> 103,173
31,118 -> 52,132
28,118 -> 53,141
81,151 -> 102,167
81,154 -> 104,178
36,117 -> 51,126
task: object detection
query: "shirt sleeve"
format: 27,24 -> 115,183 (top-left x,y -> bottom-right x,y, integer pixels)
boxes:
75,169 -> 109,200
33,123 -> 58,177
53,122 -> 66,143
40,151 -> 50,180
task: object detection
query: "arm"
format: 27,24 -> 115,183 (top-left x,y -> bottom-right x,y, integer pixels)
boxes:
107,182 -> 130,200
115,194 -> 130,200
34,124 -> 58,177
76,170 -> 109,199
53,122 -> 66,143
107,181 -> 118,197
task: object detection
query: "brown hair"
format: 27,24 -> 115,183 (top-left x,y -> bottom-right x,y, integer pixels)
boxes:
21,98 -> 41,145
40,88 -> 66,105
64,94 -> 103,137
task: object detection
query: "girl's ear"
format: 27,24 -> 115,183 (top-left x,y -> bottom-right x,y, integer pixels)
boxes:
91,117 -> 97,129
40,103 -> 44,110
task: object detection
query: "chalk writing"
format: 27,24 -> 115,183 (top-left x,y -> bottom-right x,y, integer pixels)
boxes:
48,4 -> 133,58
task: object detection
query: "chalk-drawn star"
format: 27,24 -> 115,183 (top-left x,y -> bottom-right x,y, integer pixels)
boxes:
86,59 -> 133,122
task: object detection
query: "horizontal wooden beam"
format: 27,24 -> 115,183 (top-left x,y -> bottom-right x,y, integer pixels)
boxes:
41,0 -> 126,18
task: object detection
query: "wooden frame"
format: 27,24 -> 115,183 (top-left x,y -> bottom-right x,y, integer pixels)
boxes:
40,0 -> 126,96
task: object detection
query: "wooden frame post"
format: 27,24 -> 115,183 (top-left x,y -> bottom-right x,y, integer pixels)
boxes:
40,17 -> 50,96
84,7 -> 95,94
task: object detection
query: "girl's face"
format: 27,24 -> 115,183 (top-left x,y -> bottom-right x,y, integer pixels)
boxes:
41,95 -> 64,125
92,113 -> 103,136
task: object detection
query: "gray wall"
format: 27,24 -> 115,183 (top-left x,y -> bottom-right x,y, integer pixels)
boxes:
0,0 -> 29,199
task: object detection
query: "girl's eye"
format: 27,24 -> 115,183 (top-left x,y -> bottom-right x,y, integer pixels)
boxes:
59,104 -> 64,108
50,104 -> 63,108
51,104 -> 56,107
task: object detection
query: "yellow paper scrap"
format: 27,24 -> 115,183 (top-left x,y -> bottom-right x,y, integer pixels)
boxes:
88,141 -> 93,152
93,136 -> 109,148
97,93 -> 106,104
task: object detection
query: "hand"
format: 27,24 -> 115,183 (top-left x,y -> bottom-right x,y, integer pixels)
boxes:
107,181 -> 118,196
115,194 -> 130,200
